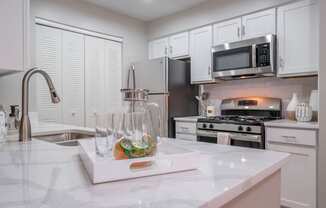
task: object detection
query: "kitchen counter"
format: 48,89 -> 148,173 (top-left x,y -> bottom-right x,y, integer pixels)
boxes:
264,119 -> 319,130
174,116 -> 204,122
0,135 -> 289,208
6,122 -> 94,140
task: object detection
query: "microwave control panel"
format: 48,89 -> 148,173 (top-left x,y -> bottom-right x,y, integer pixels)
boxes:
256,43 -> 271,67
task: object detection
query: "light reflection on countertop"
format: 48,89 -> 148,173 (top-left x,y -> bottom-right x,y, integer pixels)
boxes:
0,137 -> 289,208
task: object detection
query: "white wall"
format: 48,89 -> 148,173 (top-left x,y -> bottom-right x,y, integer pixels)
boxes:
318,0 -> 325,206
0,0 -> 148,112
147,0 -> 294,39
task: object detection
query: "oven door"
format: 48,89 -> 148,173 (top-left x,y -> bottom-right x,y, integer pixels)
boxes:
197,129 -> 265,149
212,45 -> 256,78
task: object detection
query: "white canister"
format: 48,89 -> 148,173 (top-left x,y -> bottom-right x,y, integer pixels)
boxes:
309,90 -> 319,121
287,93 -> 299,120
206,105 -> 217,117
295,103 -> 312,122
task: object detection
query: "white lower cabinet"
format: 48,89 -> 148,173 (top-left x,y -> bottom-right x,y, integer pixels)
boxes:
175,120 -> 197,142
266,127 -> 317,208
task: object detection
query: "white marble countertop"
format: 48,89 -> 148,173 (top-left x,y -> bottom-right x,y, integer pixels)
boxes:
264,119 -> 319,130
174,116 -> 204,122
0,136 -> 289,208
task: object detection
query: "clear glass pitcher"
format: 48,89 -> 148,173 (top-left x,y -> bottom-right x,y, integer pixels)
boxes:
113,89 -> 162,160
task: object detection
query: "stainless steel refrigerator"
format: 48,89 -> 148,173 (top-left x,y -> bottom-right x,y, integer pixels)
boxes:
133,57 -> 198,138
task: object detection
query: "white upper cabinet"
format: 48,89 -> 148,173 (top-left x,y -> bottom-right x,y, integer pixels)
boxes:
242,8 -> 276,40
168,32 -> 189,58
213,9 -> 276,46
190,26 -> 213,83
149,32 -> 189,59
277,0 -> 319,77
213,18 -> 242,46
62,31 -> 85,127
148,38 -> 169,59
0,0 -> 29,75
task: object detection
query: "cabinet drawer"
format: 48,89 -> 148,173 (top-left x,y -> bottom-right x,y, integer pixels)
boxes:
175,122 -> 196,134
266,127 -> 316,146
176,134 -> 197,142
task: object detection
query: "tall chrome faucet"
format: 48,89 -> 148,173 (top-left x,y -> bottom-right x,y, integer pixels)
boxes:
19,67 -> 60,142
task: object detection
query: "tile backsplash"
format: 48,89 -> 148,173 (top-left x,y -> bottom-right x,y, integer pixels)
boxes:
204,76 -> 318,117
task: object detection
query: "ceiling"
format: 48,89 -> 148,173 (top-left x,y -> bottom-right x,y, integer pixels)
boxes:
83,0 -> 210,21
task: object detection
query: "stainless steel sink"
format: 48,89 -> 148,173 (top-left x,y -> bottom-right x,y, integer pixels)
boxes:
34,131 -> 95,146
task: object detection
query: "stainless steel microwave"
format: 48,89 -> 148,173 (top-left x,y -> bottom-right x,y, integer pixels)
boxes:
212,34 -> 276,80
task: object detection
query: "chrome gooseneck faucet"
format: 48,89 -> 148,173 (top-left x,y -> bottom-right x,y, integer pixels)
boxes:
19,67 -> 61,142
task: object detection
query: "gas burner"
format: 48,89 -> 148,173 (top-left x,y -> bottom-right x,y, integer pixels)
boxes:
198,115 -> 278,125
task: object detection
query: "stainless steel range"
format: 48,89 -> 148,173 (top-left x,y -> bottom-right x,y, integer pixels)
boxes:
197,97 -> 282,149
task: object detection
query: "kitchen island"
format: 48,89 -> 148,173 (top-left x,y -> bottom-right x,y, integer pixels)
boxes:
0,135 -> 289,208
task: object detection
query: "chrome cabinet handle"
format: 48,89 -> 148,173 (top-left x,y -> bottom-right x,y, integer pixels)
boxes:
280,58 -> 285,69
242,25 -> 246,36
282,135 -> 296,139
208,66 -> 211,75
237,27 -> 240,38
281,135 -> 297,143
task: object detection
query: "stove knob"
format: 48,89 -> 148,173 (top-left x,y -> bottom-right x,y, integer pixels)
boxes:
209,124 -> 214,129
203,124 -> 207,129
238,126 -> 243,131
246,127 -> 252,132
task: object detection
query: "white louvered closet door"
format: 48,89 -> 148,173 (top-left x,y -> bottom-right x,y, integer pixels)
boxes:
62,31 -> 85,126
104,40 -> 122,113
36,25 -> 63,123
85,36 -> 106,128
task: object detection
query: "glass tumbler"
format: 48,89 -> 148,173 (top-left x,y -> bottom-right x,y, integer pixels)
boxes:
95,113 -> 121,157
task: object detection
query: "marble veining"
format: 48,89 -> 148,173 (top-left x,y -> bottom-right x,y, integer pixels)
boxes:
0,137 -> 289,208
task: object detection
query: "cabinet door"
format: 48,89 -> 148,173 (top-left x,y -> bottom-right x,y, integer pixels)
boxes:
242,8 -> 276,40
104,41 -> 122,113
277,0 -> 318,77
85,36 -> 106,128
267,142 -> 316,208
169,32 -> 189,58
36,25 -> 63,123
0,0 -> 28,74
190,26 -> 213,83
148,38 -> 169,59
213,18 -> 241,46
62,31 -> 85,127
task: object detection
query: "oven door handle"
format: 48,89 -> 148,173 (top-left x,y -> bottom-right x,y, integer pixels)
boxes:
231,134 -> 261,143
197,130 -> 262,143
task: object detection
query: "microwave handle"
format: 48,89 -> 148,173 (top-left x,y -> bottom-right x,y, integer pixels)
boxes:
252,45 -> 257,68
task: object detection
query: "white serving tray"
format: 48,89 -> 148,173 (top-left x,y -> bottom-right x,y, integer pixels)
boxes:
79,139 -> 200,184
